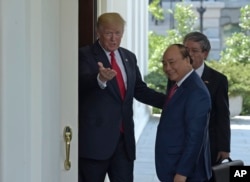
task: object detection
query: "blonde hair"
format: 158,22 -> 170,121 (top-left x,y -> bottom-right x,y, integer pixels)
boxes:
97,12 -> 126,30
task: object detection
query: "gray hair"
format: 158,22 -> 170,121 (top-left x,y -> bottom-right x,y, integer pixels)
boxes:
183,31 -> 211,52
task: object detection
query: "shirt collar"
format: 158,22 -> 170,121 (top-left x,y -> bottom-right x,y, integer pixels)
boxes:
176,69 -> 194,87
195,62 -> 205,77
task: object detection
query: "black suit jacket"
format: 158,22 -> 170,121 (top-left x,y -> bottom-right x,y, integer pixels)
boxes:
167,64 -> 231,165
78,40 -> 165,160
202,64 -> 231,164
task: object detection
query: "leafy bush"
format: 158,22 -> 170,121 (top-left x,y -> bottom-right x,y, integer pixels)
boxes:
220,5 -> 250,64
209,5 -> 250,114
148,0 -> 165,23
207,61 -> 250,96
207,61 -> 250,115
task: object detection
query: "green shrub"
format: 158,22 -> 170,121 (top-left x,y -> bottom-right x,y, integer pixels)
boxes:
207,61 -> 250,96
207,61 -> 250,115
148,0 -> 165,22
216,5 -> 250,114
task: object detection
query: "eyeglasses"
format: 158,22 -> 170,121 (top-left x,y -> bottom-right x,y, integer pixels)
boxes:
186,48 -> 203,54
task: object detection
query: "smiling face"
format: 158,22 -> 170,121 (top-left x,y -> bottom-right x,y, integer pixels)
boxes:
162,44 -> 193,82
96,13 -> 125,52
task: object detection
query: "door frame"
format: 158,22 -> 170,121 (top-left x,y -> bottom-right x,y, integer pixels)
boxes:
79,0 -> 97,47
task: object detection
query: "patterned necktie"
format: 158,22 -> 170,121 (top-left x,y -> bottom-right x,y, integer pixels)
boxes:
110,51 -> 126,100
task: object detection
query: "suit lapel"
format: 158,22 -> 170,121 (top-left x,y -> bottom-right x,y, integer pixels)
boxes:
201,64 -> 212,90
92,41 -> 111,68
166,72 -> 195,106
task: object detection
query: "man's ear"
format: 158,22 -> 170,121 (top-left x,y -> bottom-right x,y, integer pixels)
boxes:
203,51 -> 209,60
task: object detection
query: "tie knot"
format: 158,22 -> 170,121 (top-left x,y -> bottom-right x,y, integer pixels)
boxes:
172,83 -> 178,90
110,51 -> 115,57
167,83 -> 178,98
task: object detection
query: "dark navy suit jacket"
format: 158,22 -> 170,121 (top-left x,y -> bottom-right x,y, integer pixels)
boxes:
167,64 -> 231,165
78,40 -> 165,161
155,71 -> 212,181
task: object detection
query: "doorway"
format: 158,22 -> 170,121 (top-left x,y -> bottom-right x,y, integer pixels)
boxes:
79,0 -> 97,47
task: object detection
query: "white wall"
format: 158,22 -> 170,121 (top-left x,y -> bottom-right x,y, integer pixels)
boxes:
0,0 -> 78,182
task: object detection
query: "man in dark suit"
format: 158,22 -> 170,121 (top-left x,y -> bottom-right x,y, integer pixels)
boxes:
183,32 -> 231,164
155,44 -> 212,182
78,12 -> 165,182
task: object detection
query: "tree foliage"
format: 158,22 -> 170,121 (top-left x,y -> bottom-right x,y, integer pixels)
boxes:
220,5 -> 250,64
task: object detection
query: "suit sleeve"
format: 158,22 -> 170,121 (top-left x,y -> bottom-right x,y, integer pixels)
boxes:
79,47 -> 100,92
214,75 -> 231,152
176,88 -> 211,176
133,64 -> 166,108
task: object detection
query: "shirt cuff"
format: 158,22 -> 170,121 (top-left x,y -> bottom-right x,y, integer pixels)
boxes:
97,73 -> 107,89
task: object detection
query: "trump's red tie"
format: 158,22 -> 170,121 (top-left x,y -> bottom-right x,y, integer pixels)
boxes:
110,51 -> 126,100
110,51 -> 126,132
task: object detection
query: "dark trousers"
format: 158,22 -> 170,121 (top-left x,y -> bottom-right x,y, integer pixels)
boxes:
79,135 -> 134,182
208,176 -> 215,182
209,141 -> 219,182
